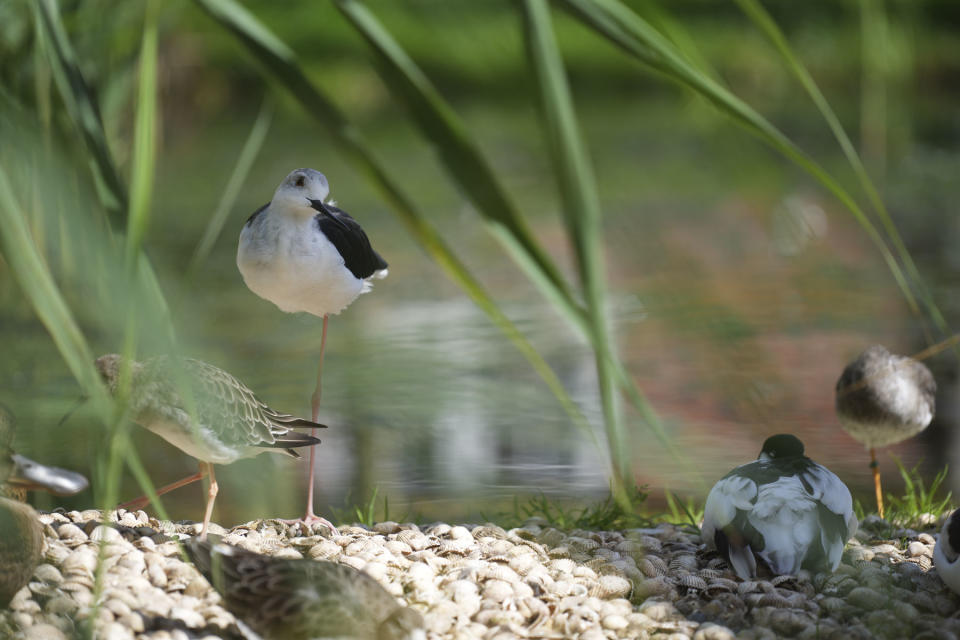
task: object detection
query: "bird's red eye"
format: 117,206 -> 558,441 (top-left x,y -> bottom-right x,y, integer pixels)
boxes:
295,176 -> 305,188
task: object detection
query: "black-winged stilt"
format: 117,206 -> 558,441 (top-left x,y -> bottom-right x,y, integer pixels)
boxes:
236,168 -> 388,528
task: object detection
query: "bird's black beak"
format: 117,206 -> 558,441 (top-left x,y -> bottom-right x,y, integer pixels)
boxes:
7,453 -> 89,496
308,198 -> 330,214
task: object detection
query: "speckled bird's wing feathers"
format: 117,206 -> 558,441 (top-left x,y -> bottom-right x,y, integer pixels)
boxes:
141,357 -> 323,452
186,540 -> 407,640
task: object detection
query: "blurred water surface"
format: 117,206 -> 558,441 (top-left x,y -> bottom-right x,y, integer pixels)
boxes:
2,1 -> 960,524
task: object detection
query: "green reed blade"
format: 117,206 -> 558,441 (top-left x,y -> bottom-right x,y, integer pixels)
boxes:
735,0 -> 950,349
560,0 -> 923,331
190,0 -> 602,453
189,98 -> 274,275
32,0 -> 127,225
520,0 -> 629,500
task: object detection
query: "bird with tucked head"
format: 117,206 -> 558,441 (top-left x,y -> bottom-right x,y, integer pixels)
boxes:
702,434 -> 857,579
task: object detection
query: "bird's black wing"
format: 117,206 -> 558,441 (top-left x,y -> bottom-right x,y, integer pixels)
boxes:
243,202 -> 269,227
314,204 -> 388,280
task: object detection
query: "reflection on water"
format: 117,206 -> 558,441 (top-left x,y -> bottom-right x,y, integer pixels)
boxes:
2,96 -> 959,525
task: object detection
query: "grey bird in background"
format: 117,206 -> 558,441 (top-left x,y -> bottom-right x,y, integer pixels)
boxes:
95,354 -> 324,539
836,344 -> 936,518
184,537 -> 425,640
0,405 -> 88,606
237,168 -> 388,528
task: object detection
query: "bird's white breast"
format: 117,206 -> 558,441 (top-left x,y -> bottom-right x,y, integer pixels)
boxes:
238,209 -> 365,317
141,416 -> 259,464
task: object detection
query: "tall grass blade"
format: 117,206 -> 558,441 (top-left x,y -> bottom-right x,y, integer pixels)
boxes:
126,0 -> 160,268
559,0 -> 924,329
520,0 -> 629,500
189,98 -> 274,275
334,0 -> 584,329
191,0 -> 602,452
32,0 -> 127,225
734,0 -> 949,349
333,0 -> 687,465
0,167 -> 106,402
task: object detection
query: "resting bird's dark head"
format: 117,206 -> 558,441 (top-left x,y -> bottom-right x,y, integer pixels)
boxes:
758,434 -> 805,461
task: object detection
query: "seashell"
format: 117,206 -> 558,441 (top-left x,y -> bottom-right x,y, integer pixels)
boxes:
592,548 -> 619,563
372,521 -> 400,535
424,523 -> 451,537
705,578 -> 738,594
517,595 -> 550,629
537,528 -> 566,547
567,536 -> 601,553
436,540 -> 471,556
481,578 -> 515,603
668,554 -> 697,572
308,539 -> 342,560
548,545 -> 572,559
395,529 -> 429,551
61,548 -> 97,576
698,568 -> 723,580
338,555 -> 367,572
551,579 -> 589,598
481,564 -> 521,584
678,573 -> 708,591
633,576 -> 675,600
589,574 -> 632,599
471,524 -> 508,540
750,592 -> 793,608
637,557 -> 667,578
548,558 -> 576,576
473,606 -> 525,628
737,580 -> 762,595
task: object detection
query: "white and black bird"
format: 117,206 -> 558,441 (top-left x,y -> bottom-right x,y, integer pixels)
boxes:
95,354 -> 324,539
934,510 -> 960,596
702,434 -> 858,580
836,344 -> 936,518
237,168 -> 387,527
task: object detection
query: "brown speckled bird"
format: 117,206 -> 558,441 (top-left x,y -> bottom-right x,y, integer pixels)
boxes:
184,537 -> 425,640
95,354 -> 325,539
0,405 -> 88,606
835,344 -> 936,519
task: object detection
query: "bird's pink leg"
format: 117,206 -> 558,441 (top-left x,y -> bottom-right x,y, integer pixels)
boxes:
288,314 -> 336,532
118,468 -> 207,511
199,462 -> 218,541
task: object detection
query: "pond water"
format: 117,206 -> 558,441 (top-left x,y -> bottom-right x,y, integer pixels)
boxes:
2,95 -> 958,526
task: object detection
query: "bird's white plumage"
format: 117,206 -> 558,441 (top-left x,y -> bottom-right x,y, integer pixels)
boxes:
237,168 -> 386,318
934,511 -> 960,595
142,414 -> 270,465
238,211 -> 366,317
702,437 -> 857,580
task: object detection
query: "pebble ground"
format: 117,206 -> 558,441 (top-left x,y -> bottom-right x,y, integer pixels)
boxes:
2,510 -> 959,639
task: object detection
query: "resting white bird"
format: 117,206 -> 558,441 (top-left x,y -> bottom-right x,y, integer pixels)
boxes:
702,434 -> 858,579
934,510 -> 960,595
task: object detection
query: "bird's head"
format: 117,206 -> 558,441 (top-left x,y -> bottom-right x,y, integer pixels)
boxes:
758,433 -> 805,461
94,353 -> 144,395
273,168 -> 330,215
